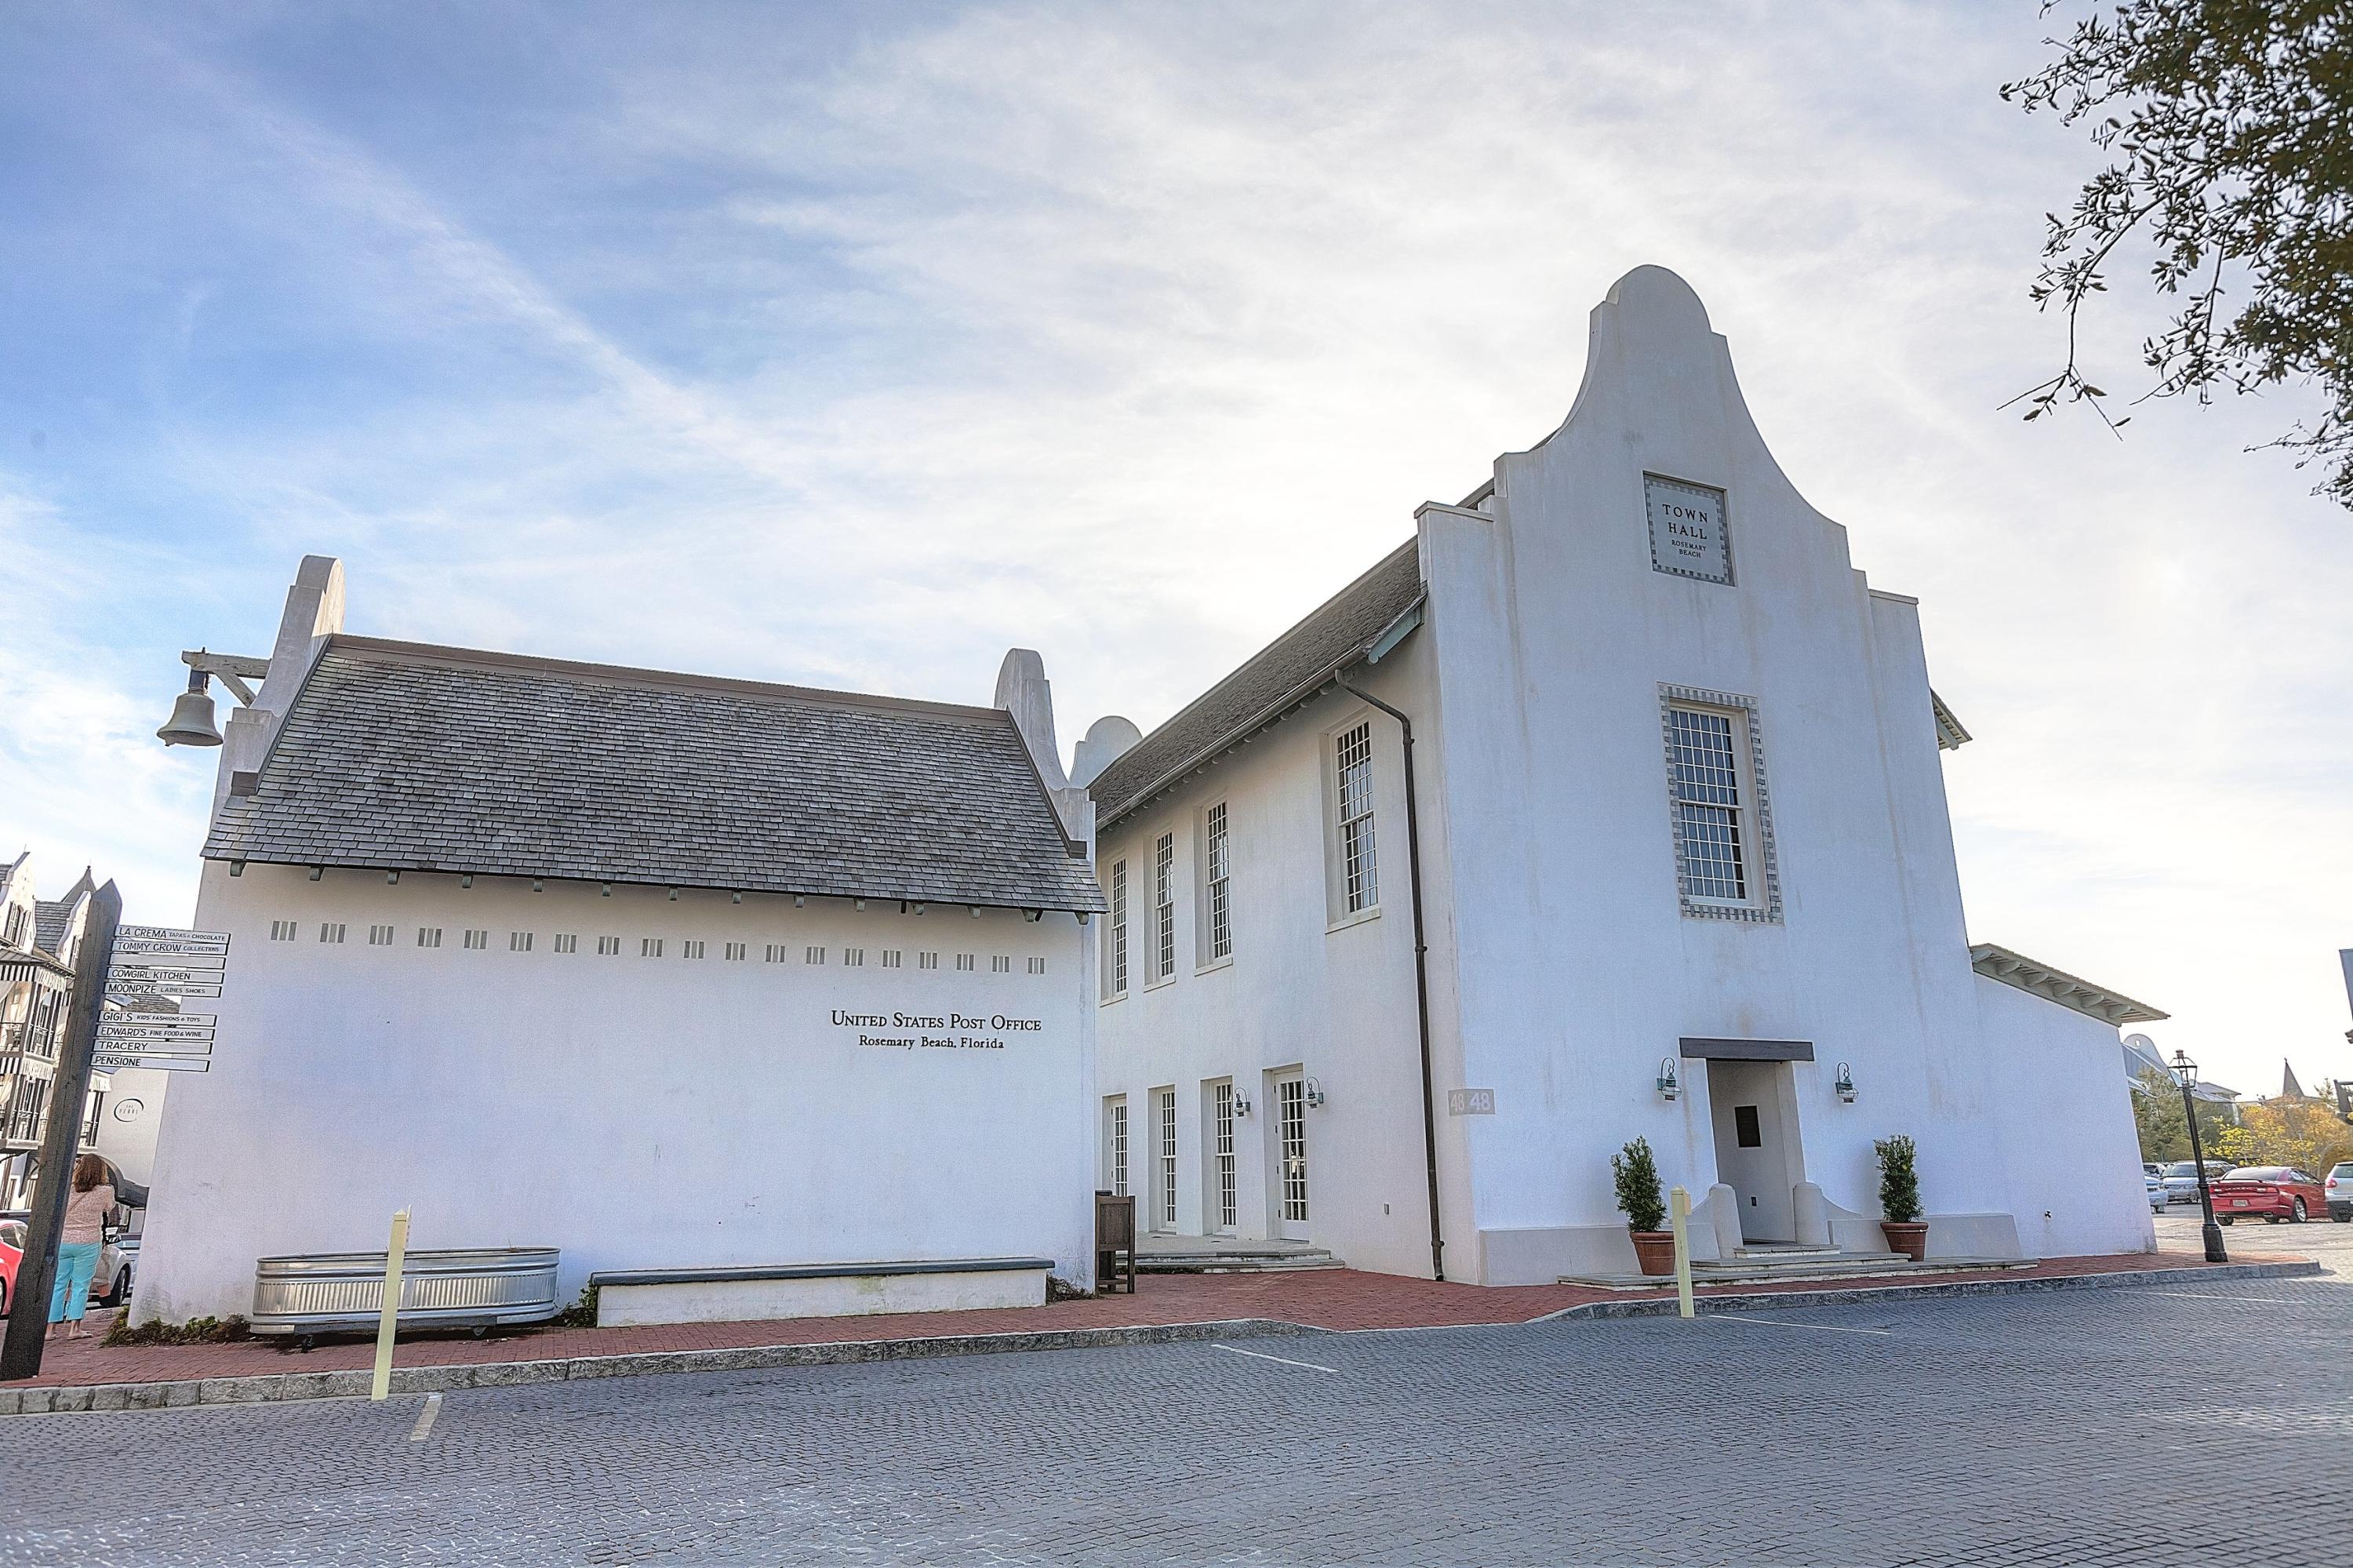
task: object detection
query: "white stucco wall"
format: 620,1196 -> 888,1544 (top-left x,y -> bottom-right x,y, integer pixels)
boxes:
133,864 -> 1096,1324
1090,638 -> 1445,1279
1975,975 -> 2157,1258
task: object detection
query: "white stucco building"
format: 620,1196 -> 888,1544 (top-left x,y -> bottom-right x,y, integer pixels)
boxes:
133,558 -> 1106,1323
1082,266 -> 2164,1283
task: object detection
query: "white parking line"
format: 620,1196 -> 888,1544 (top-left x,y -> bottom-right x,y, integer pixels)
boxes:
409,1392 -> 442,1441
1711,1317 -> 1893,1337
1213,1344 -> 1340,1373
2145,1291 -> 2297,1304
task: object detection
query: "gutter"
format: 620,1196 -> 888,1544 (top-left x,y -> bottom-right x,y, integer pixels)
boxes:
1333,665 -> 1446,1283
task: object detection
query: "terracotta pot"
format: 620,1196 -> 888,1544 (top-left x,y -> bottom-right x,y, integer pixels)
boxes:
1880,1221 -> 1929,1261
1630,1230 -> 1678,1276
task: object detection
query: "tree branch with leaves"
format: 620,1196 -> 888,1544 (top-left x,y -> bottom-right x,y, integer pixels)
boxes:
2004,1 -> 2353,504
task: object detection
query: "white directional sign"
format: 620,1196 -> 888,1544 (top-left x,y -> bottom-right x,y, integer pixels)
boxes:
93,1053 -> 211,1074
104,979 -> 222,999
118,924 -> 231,944
96,1034 -> 212,1055
107,962 -> 227,985
105,922 -> 231,1005
98,1021 -> 216,1046
113,935 -> 231,959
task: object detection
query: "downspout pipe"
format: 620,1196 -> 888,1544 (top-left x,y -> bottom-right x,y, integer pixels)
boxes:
1335,670 -> 1446,1282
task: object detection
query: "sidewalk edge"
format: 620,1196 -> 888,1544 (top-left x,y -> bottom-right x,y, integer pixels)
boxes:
1529,1258 -> 2328,1322
0,1316 -> 1317,1417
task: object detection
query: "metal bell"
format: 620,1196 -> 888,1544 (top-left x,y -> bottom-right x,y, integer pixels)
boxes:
156,673 -> 224,747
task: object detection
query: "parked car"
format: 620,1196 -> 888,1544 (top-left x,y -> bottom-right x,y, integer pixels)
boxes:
2144,1173 -> 2168,1215
0,1209 -> 129,1311
0,1217 -> 21,1319
2144,1162 -> 2166,1180
2159,1161 -> 2224,1206
2323,1162 -> 2352,1223
2208,1166 -> 2328,1224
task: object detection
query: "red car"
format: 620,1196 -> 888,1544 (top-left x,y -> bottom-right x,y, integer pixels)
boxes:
0,1217 -> 21,1317
2209,1166 -> 2328,1224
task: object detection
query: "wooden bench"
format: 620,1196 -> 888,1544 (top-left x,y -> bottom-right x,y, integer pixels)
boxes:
588,1257 -> 1054,1327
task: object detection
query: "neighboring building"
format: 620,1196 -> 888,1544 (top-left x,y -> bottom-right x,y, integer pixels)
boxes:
1082,267 -> 2164,1282
133,558 -> 1105,1324
0,857 -> 112,1210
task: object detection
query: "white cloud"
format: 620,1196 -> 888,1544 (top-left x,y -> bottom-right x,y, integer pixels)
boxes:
5,2 -> 2348,1090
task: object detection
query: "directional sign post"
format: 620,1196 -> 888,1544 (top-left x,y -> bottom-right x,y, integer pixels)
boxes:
1,882 -> 121,1381
94,926 -> 231,1082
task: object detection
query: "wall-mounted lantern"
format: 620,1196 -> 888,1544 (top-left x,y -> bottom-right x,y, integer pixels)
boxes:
1657,1057 -> 1681,1102
1303,1076 -> 1326,1109
1833,1062 -> 1857,1104
1232,1091 -> 1253,1119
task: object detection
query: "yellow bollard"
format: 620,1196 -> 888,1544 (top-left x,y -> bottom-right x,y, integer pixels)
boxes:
369,1209 -> 410,1402
1669,1185 -> 1694,1319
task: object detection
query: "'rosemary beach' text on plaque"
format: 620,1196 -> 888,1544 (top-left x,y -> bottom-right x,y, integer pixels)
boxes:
1646,475 -> 1732,585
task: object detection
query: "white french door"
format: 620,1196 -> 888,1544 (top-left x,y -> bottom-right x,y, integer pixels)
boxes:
1273,1071 -> 1310,1240
1155,1087 -> 1179,1231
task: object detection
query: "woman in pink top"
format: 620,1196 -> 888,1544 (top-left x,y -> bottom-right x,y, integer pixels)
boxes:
49,1153 -> 115,1339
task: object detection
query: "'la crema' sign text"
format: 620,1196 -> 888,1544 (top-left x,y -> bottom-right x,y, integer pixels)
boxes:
1646,475 -> 1732,585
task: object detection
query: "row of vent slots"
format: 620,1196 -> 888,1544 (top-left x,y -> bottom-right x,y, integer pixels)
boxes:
264,921 -> 1045,973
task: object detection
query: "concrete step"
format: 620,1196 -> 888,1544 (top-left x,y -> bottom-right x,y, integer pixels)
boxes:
1558,1255 -> 2037,1290
1697,1250 -> 1908,1274
1728,1245 -> 1843,1261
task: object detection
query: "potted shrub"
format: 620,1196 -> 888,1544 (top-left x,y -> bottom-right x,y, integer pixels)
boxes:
1875,1134 -> 1928,1261
1612,1137 -> 1676,1275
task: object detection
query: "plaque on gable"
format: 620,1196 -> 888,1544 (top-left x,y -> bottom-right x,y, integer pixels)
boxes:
1645,475 -> 1732,585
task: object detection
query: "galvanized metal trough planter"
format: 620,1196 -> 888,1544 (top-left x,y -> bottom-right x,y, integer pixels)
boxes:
250,1247 -> 561,1341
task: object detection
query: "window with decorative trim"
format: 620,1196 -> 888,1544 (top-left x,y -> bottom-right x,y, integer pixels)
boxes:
1660,686 -> 1781,922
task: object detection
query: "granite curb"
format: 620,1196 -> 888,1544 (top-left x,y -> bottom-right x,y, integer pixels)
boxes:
0,1315 -> 1318,1417
1533,1257 -> 2329,1321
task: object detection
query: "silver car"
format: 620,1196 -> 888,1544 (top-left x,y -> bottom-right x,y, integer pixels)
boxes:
2159,1161 -> 2228,1206
2144,1173 -> 2168,1215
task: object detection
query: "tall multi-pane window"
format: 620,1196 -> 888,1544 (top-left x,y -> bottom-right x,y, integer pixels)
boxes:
1209,1082 -> 1237,1230
1156,1087 -> 1179,1230
1203,802 -> 1232,961
1104,859 -> 1129,998
1336,722 -> 1379,914
1153,832 -> 1175,981
1106,1097 -> 1129,1196
1667,706 -> 1748,902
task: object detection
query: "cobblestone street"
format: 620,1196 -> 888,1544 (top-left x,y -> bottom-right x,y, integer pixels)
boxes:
4,1272 -> 2348,1567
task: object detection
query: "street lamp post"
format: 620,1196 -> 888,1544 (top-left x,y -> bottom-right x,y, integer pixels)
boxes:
2170,1050 -> 2228,1264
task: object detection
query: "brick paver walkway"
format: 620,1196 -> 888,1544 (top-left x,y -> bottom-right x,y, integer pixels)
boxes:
0,1249 -> 2282,1390
4,1271 -> 2347,1566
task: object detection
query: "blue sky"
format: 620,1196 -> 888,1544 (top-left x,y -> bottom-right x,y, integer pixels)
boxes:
4,2 -> 2348,1094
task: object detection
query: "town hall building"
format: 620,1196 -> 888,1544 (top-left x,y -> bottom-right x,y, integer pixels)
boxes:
1079,266 -> 2162,1283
